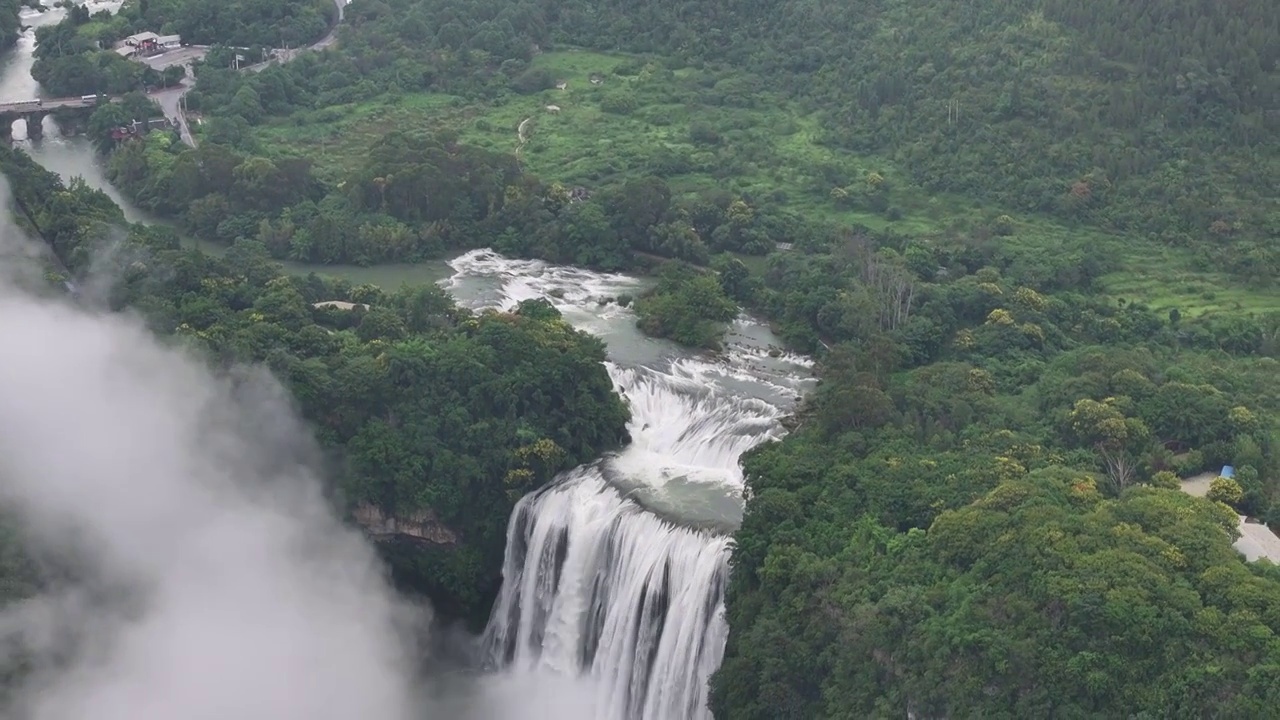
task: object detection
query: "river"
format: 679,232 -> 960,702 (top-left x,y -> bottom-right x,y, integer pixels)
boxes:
2,8 -> 816,716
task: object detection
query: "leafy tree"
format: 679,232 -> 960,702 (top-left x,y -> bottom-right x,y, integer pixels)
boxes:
634,263 -> 738,349
1149,470 -> 1181,490
1207,476 -> 1245,508
1067,397 -> 1152,491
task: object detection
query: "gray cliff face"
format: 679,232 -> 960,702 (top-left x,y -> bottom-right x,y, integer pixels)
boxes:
352,503 -> 459,547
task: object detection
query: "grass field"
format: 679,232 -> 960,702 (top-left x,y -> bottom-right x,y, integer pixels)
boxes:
254,49 -> 934,229
1100,250 -> 1280,318
253,49 -> 1280,318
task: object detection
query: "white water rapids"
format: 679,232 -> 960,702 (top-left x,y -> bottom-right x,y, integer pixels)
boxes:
438,250 -> 814,719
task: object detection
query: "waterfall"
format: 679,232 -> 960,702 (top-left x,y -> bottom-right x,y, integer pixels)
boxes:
482,470 -> 731,720
442,250 -> 813,720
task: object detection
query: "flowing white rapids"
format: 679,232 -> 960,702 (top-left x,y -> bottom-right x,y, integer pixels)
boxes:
440,250 -> 814,720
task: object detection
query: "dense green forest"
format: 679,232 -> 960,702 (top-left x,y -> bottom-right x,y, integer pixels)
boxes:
696,156 -> 1280,719
119,0 -> 334,48
634,261 -> 738,349
82,0 -> 1277,289
712,271 -> 1280,715
17,0 -> 1280,714
0,145 -> 630,624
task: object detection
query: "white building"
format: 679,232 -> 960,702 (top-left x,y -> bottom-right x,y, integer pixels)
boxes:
123,31 -> 159,47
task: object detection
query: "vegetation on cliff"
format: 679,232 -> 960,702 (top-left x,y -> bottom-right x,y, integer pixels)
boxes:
0,145 -> 630,624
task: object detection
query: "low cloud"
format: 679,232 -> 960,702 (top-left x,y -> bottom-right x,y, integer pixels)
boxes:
0,182 -> 605,720
0,203 -> 421,719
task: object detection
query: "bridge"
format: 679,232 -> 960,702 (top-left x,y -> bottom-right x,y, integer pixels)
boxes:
0,96 -> 120,140
0,96 -> 114,112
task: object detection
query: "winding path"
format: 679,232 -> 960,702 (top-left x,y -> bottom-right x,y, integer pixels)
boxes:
515,116 -> 532,159
244,0 -> 347,73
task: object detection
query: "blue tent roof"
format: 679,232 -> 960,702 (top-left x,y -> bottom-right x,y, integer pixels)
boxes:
1222,465 -> 1235,478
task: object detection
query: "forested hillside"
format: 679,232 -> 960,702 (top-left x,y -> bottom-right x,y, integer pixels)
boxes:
564,0 -> 1279,269
27,0 -> 1280,713
0,146 -> 630,624
699,199 -> 1280,718
131,0 -> 1277,281
711,308 -> 1280,716
628,0 -> 1275,272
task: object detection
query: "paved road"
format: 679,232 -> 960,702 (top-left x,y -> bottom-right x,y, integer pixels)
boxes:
149,76 -> 196,148
1180,474 -> 1280,563
1236,519 -> 1280,563
245,0 -> 346,73
136,47 -> 206,147
137,45 -> 210,71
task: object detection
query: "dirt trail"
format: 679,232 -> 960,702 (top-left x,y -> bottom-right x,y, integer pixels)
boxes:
1180,472 -> 1216,497
516,116 -> 533,160
514,114 -> 535,163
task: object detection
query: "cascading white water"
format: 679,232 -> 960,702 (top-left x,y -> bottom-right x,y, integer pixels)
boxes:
482,470 -> 733,720
441,250 -> 813,720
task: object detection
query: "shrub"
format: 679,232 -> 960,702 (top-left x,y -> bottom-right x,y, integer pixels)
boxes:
1149,470 -> 1181,490
511,68 -> 556,94
600,92 -> 639,114
1206,476 -> 1244,507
